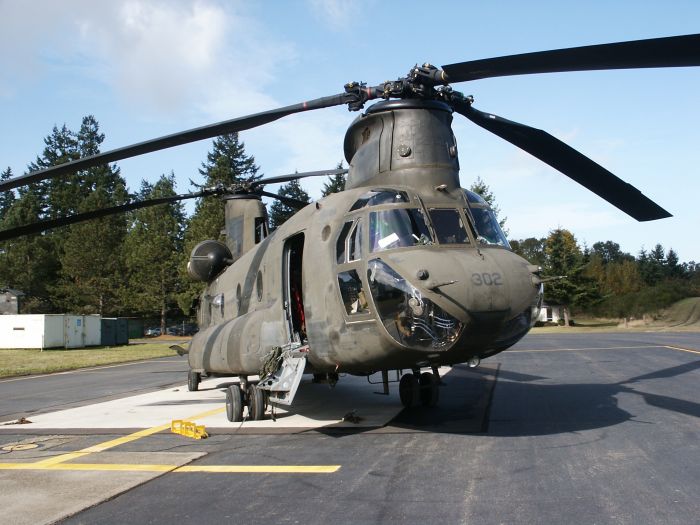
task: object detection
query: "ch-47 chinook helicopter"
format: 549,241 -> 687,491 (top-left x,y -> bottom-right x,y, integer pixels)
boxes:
2,34 -> 699,421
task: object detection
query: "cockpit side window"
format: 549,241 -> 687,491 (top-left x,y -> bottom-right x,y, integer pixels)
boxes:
428,209 -> 470,244
348,218 -> 363,262
336,221 -> 353,264
369,208 -> 433,253
350,189 -> 410,211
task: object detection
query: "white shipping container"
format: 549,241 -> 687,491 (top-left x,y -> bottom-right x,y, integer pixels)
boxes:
0,314 -> 102,349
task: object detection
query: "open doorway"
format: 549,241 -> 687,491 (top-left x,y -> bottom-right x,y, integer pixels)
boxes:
283,233 -> 306,343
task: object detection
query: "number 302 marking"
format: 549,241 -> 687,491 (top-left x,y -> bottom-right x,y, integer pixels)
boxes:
471,272 -> 503,286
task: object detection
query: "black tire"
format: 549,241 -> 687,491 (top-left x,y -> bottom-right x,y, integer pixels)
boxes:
187,370 -> 200,392
247,384 -> 265,421
225,385 -> 243,422
419,372 -> 439,407
399,373 -> 420,408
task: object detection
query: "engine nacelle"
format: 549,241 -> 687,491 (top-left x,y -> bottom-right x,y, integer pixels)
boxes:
187,240 -> 233,282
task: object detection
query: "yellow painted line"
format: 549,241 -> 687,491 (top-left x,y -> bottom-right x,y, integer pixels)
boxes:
175,465 -> 341,473
508,345 -> 661,353
33,407 -> 225,467
664,345 -> 700,356
0,463 -> 340,473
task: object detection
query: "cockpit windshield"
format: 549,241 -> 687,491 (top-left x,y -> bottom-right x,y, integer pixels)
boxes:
369,208 -> 433,252
470,207 -> 510,248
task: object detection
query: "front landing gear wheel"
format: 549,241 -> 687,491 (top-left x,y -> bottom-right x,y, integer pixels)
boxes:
225,385 -> 243,422
399,373 -> 420,408
247,384 -> 265,421
419,372 -> 439,407
188,370 -> 200,392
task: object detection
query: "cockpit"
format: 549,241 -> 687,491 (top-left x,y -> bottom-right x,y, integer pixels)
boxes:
333,187 -> 509,351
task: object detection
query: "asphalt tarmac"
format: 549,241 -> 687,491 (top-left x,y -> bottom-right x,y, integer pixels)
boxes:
1,331 -> 698,524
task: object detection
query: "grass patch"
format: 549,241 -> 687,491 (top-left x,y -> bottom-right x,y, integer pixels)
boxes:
0,344 -> 178,379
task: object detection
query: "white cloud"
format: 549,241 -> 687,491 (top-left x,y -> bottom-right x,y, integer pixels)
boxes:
306,0 -> 363,30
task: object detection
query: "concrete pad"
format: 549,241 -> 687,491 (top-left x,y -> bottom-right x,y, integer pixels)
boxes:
0,370 -> 447,432
0,451 -> 204,525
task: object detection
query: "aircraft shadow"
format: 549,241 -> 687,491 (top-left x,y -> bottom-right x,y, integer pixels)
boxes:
385,359 -> 700,437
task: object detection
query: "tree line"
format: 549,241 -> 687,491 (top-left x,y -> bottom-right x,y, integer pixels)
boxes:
0,117 -> 345,330
1,118 -> 697,328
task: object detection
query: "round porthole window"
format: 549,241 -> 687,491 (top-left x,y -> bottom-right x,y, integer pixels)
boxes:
256,271 -> 263,301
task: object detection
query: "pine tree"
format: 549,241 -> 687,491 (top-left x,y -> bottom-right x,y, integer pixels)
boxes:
124,174 -> 186,331
0,168 -> 15,221
468,176 -> 507,232
543,228 -> 596,325
321,161 -> 346,196
50,117 -> 129,315
269,179 -> 310,229
0,191 -> 56,312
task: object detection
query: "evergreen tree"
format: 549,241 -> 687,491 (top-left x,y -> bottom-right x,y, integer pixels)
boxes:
269,178 -> 311,229
124,174 -> 186,331
468,176 -> 507,232
0,168 -> 15,221
0,191 -> 56,311
50,117 -> 129,315
321,161 -> 346,196
543,228 -> 596,325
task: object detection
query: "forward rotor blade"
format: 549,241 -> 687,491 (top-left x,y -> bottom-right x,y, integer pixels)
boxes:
258,168 -> 348,187
0,192 -> 205,241
454,102 -> 671,221
442,33 -> 700,82
0,94 -> 355,192
257,190 -> 310,210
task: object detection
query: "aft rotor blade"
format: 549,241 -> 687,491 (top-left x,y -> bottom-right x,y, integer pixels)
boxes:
258,168 -> 348,187
0,94 -> 355,192
454,102 -> 671,221
0,192 -> 204,241
442,33 -> 700,82
257,190 -> 310,210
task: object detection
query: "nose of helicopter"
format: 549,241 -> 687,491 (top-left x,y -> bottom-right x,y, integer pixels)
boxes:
378,246 -> 540,324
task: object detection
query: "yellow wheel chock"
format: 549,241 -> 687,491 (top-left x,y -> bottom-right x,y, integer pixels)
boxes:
171,420 -> 208,440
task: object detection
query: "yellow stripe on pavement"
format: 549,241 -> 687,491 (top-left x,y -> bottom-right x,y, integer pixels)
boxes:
0,462 -> 340,474
33,407 -> 225,467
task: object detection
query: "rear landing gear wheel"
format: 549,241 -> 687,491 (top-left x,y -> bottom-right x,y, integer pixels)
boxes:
225,385 -> 243,422
399,373 -> 420,408
419,372 -> 439,407
188,370 -> 200,392
247,384 -> 265,421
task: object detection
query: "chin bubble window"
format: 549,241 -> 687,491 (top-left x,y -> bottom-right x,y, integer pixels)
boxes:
367,259 -> 462,350
337,270 -> 370,315
369,208 -> 433,252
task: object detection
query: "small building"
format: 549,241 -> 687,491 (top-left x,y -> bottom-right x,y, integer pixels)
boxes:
0,314 -> 101,349
0,288 -> 24,315
537,303 -> 563,323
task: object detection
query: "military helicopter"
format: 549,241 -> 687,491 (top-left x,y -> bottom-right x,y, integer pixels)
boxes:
1,34 -> 699,422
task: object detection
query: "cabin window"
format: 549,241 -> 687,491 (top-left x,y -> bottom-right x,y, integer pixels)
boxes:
350,189 -> 409,211
369,208 -> 433,253
337,270 -> 369,315
429,209 -> 470,244
255,217 -> 268,244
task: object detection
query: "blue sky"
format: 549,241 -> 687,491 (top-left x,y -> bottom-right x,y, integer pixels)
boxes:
1,0 -> 699,261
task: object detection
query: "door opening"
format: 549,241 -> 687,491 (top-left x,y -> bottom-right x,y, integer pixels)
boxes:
283,233 -> 306,343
